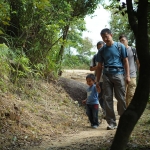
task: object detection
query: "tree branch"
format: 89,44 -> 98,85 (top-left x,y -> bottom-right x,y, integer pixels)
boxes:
126,0 -> 138,36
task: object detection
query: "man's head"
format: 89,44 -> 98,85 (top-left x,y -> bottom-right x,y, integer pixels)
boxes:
119,35 -> 128,47
100,28 -> 113,46
97,41 -> 105,50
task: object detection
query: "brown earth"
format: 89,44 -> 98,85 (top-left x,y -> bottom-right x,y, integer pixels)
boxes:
29,70 -> 119,150
42,70 -> 150,150
1,70 -> 149,150
0,70 -> 117,150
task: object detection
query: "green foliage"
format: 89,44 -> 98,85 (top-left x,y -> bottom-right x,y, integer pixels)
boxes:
0,44 -> 11,78
0,0 -> 101,84
0,44 -> 11,91
11,53 -> 32,83
0,1 -> 10,26
62,36 -> 94,69
0,79 -> 8,92
62,54 -> 89,69
44,48 -> 62,77
77,37 -> 93,56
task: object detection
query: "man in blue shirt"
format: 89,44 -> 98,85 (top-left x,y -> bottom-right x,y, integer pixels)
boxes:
96,28 -> 130,130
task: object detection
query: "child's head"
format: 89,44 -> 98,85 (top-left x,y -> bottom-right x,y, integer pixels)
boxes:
97,41 -> 105,50
86,74 -> 95,86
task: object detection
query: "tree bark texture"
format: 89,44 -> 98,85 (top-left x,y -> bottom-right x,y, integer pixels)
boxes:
57,25 -> 69,64
111,0 -> 150,150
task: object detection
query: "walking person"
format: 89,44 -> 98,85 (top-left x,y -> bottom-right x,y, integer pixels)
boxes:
82,74 -> 101,129
96,28 -> 130,130
90,41 -> 105,116
119,35 -> 140,107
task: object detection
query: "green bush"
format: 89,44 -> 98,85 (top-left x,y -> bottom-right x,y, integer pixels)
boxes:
0,44 -> 11,79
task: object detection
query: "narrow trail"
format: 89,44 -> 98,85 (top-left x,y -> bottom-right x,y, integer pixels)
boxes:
32,70 -> 119,150
40,118 -> 119,150
49,70 -> 119,149
47,124 -> 116,149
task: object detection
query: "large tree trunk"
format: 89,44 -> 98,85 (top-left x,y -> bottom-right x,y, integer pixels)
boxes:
111,0 -> 150,149
57,25 -> 70,64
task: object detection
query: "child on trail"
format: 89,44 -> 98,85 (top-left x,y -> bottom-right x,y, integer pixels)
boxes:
82,74 -> 101,129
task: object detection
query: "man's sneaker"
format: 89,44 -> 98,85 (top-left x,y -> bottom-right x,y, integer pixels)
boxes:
107,124 -> 117,130
92,125 -> 98,129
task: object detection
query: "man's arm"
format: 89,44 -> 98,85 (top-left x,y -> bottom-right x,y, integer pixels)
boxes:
90,55 -> 97,71
96,62 -> 103,83
134,48 -> 140,71
96,84 -> 101,93
123,57 -> 131,84
82,98 -> 87,104
90,66 -> 97,71
136,59 -> 140,71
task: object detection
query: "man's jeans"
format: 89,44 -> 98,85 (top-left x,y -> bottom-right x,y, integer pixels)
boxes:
103,74 -> 126,126
86,104 -> 99,126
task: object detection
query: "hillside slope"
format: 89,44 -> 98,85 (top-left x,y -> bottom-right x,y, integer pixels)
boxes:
0,70 -> 150,150
0,76 -> 88,150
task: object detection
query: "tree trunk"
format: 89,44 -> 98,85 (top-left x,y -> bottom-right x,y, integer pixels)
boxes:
111,0 -> 150,150
56,25 -> 69,64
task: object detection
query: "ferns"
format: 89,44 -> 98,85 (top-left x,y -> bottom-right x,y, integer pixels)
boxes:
0,44 -> 11,78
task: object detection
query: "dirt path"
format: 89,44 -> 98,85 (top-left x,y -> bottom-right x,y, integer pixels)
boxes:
32,70 -> 119,150
47,124 -> 117,150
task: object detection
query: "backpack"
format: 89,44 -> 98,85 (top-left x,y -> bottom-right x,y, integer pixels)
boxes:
93,54 -> 97,67
117,42 -> 137,62
131,47 -> 137,62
